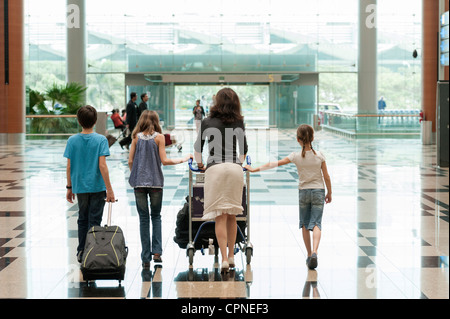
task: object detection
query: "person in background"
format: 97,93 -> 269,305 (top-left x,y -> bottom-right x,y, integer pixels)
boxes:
193,99 -> 205,133
111,109 -> 125,131
137,93 -> 149,120
378,96 -> 386,111
378,96 -> 386,124
119,92 -> 138,149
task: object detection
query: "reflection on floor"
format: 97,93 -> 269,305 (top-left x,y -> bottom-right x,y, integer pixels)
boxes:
0,129 -> 448,299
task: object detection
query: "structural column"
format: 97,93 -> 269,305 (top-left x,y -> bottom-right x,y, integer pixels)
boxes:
357,0 -> 378,299
0,0 -> 25,145
66,0 -> 86,103
422,0 -> 439,133
358,0 -> 378,115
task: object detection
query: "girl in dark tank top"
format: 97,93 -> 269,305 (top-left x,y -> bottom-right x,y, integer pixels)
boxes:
128,110 -> 192,267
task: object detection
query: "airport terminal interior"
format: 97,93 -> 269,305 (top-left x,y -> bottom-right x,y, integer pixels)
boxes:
0,0 -> 448,300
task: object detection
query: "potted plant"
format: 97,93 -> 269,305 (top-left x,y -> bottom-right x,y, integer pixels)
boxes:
28,82 -> 87,137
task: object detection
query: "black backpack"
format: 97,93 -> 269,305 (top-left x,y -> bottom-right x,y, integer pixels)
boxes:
80,203 -> 128,285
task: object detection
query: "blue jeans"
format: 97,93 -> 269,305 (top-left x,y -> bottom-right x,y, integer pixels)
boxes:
299,189 -> 325,231
134,187 -> 163,262
76,191 -> 106,253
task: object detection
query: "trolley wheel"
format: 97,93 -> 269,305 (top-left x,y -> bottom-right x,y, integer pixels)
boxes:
188,248 -> 194,265
246,247 -> 253,264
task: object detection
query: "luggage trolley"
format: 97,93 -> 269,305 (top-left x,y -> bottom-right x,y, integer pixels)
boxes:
186,157 -> 253,267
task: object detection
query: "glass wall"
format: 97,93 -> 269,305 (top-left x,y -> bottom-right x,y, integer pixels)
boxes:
25,0 -> 423,129
24,0 -> 66,114
377,0 -> 422,111
126,84 -> 172,127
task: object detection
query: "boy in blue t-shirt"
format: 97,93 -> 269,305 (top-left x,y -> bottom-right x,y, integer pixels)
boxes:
64,105 -> 116,263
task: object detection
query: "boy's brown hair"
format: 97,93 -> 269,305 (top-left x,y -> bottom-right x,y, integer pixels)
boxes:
77,105 -> 97,129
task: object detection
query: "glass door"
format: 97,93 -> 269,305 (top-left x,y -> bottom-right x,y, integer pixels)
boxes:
174,84 -> 269,129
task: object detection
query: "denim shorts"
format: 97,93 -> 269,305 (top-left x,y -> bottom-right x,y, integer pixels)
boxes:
299,189 -> 325,231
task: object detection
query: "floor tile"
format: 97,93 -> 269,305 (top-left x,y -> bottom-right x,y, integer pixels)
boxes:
0,129 -> 448,299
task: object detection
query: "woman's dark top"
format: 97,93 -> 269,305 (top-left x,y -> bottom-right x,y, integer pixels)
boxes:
194,117 -> 248,169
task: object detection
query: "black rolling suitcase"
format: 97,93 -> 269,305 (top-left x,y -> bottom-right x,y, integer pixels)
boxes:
80,202 -> 128,286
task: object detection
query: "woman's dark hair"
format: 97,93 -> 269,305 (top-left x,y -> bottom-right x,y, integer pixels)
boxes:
209,88 -> 243,124
77,105 -> 97,129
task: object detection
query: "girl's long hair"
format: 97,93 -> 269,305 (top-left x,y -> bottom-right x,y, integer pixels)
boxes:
297,124 -> 316,157
209,87 -> 244,124
132,110 -> 162,139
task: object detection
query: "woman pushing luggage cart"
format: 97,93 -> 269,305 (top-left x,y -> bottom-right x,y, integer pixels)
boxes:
186,157 -> 253,270
188,87 -> 252,273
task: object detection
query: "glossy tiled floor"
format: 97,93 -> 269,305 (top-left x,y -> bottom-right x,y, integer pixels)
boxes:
0,129 -> 448,299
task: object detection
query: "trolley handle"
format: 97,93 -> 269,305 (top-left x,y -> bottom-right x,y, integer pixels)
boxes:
104,199 -> 118,227
243,155 -> 251,171
188,158 -> 203,172
188,156 -> 251,172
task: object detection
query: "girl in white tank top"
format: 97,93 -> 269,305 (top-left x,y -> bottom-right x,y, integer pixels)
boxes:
245,124 -> 332,270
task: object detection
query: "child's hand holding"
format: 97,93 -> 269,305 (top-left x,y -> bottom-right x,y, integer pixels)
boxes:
183,154 -> 193,162
106,189 -> 116,203
244,165 -> 256,172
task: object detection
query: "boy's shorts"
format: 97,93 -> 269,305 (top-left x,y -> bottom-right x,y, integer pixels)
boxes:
299,189 -> 325,231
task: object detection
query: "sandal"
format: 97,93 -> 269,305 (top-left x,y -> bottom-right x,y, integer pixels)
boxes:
229,257 -> 235,268
153,254 -> 162,263
308,253 -> 318,269
221,261 -> 229,273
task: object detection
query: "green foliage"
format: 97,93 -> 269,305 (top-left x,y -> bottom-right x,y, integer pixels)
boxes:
377,66 -> 421,110
86,73 -> 125,111
27,82 -> 87,134
27,87 -> 47,115
319,73 -> 358,110
29,116 -> 79,135
45,82 -> 87,114
85,60 -> 126,111
318,66 -> 421,111
28,82 -> 87,115
26,61 -> 66,91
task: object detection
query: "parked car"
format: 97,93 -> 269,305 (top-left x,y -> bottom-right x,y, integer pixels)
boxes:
318,103 -> 343,113
318,103 -> 343,126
